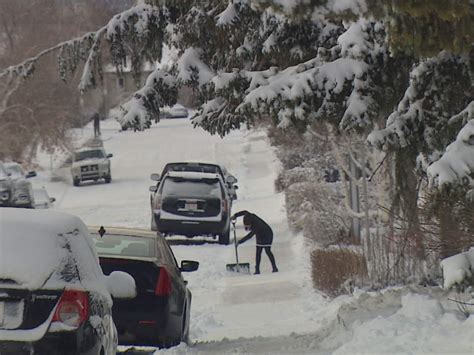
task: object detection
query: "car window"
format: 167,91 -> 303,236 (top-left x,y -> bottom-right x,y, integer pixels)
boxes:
0,164 -> 8,179
74,149 -> 105,161
92,233 -> 155,258
156,237 -> 180,270
4,164 -> 23,179
161,177 -> 222,197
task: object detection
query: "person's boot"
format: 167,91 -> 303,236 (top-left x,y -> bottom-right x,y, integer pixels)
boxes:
254,268 -> 260,275
272,267 -> 279,273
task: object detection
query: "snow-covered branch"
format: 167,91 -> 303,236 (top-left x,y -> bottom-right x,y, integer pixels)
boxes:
427,117 -> 474,188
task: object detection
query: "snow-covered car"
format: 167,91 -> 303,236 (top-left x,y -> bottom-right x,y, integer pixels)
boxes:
89,226 -> 199,347
0,208 -> 136,355
150,161 -> 238,201
4,162 -> 37,208
71,147 -> 113,186
160,104 -> 188,119
150,171 -> 232,244
0,162 -> 15,207
33,187 -> 56,209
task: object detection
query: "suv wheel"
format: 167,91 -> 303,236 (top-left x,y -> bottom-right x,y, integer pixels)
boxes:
105,174 -> 112,183
218,227 -> 230,245
73,178 -> 80,186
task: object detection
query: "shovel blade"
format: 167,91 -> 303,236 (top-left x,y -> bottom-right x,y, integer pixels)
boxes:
226,263 -> 251,274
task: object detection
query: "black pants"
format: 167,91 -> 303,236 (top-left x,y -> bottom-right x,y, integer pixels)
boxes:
255,246 -> 277,271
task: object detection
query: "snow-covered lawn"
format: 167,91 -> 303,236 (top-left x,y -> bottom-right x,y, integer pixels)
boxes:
31,118 -> 473,354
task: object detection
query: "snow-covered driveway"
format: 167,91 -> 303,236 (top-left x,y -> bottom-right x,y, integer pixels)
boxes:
34,119 -> 474,354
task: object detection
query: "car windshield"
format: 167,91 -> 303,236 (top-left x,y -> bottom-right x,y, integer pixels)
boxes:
93,234 -> 155,258
0,165 -> 8,179
4,164 -> 24,179
74,149 -> 105,161
162,177 -> 222,198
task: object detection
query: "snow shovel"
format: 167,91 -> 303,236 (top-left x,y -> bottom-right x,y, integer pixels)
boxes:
226,221 -> 250,274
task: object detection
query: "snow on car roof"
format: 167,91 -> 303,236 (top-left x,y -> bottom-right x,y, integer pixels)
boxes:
166,171 -> 221,180
75,146 -> 105,153
0,208 -> 109,299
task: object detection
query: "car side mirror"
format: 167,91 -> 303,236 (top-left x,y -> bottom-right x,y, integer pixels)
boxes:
49,197 -> 56,203
105,271 -> 137,299
180,260 -> 199,272
106,153 -> 113,158
149,185 -> 158,193
26,171 -> 37,178
150,173 -> 160,181
233,185 -> 238,190
226,175 -> 237,184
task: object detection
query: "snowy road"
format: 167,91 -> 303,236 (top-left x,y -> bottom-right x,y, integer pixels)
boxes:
33,119 -> 474,354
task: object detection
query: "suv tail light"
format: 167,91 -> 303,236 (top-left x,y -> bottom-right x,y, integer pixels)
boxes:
221,199 -> 228,214
154,195 -> 162,213
155,267 -> 171,296
51,290 -> 89,328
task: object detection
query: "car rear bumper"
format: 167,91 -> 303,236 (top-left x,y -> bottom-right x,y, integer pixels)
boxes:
113,307 -> 179,345
0,332 -> 102,355
156,216 -> 228,237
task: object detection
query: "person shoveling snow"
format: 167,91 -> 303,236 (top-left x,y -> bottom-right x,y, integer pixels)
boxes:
231,210 -> 279,275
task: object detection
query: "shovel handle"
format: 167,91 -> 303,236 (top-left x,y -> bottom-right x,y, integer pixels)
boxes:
232,221 -> 239,264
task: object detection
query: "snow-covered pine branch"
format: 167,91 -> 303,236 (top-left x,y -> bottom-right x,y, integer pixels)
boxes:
116,68 -> 177,131
427,117 -> 474,190
367,52 -> 472,152
193,19 -> 385,136
1,2 -> 168,130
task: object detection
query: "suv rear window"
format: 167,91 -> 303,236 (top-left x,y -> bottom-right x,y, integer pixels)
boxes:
161,177 -> 222,198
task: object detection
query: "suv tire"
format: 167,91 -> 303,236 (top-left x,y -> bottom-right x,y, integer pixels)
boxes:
218,227 -> 230,245
105,174 -> 112,183
73,178 -> 80,186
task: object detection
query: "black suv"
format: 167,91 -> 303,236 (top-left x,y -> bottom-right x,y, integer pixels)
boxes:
150,171 -> 232,244
0,162 -> 14,207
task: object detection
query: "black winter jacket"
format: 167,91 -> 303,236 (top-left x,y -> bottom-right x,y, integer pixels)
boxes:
233,210 -> 273,246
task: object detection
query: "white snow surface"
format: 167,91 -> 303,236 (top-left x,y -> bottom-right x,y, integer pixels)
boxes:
31,118 -> 473,354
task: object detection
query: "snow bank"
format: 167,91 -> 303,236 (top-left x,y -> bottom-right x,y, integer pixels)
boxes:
333,293 -> 474,355
440,248 -> 474,289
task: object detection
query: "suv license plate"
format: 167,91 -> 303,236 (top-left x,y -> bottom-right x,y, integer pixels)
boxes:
0,301 -> 4,325
185,202 -> 197,210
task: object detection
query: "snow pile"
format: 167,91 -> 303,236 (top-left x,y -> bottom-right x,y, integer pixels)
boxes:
440,248 -> 474,289
333,293 -> 474,355
427,119 -> 474,188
